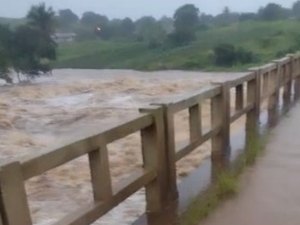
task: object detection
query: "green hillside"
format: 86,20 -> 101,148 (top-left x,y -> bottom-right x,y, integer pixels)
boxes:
53,20 -> 300,71
0,17 -> 25,28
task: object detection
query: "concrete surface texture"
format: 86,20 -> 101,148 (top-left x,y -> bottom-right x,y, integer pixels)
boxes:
201,103 -> 300,225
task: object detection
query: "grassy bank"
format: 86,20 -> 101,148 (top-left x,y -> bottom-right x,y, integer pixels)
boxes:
54,20 -> 300,71
180,135 -> 267,225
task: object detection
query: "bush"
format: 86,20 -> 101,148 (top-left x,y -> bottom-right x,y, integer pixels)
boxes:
148,39 -> 162,49
181,59 -> 204,69
167,31 -> 196,46
258,37 -> 274,49
214,44 -> 255,67
235,47 -> 255,64
214,44 -> 236,66
276,47 -> 294,58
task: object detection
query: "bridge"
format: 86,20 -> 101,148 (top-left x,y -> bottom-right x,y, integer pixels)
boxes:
200,100 -> 300,225
0,54 -> 300,225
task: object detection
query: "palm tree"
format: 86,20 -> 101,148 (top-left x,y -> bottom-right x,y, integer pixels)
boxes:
27,3 -> 55,35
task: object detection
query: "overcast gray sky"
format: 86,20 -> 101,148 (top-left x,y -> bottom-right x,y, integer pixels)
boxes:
0,0 -> 297,19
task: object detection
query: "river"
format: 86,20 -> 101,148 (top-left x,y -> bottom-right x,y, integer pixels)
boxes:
0,69 -> 246,225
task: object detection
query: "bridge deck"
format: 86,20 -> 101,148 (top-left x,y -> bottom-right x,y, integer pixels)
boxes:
200,103 -> 300,225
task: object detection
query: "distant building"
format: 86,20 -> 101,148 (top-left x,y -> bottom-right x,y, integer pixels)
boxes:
51,32 -> 76,43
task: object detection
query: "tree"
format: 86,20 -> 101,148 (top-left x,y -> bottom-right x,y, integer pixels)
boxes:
120,18 -> 135,37
81,11 -> 109,27
106,18 -> 135,40
107,18 -> 122,38
135,16 -> 166,48
0,3 -> 57,83
81,12 -> 111,39
199,13 -> 214,28
27,3 -> 55,35
172,4 -> 199,45
159,16 -> 174,34
239,13 -> 257,21
11,3 -> 57,81
0,48 -> 11,83
12,25 -> 55,80
258,3 -> 289,21
214,7 -> 239,26
293,0 -> 300,19
135,16 -> 157,40
214,44 -> 255,66
0,24 -> 13,83
58,9 -> 79,29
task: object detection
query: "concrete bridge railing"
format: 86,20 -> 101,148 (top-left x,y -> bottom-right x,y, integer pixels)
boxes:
0,54 -> 300,225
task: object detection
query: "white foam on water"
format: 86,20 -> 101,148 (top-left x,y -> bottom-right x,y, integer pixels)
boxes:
0,69 -> 247,225
107,95 -> 141,108
46,93 -> 94,108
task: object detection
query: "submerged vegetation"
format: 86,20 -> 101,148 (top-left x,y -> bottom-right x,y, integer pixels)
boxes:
0,3 -> 56,83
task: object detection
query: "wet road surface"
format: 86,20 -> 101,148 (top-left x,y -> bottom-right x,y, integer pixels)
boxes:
200,103 -> 300,225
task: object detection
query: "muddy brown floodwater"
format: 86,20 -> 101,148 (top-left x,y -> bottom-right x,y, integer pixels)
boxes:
0,69 -> 246,225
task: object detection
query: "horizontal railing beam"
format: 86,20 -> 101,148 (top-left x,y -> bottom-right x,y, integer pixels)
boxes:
230,103 -> 254,123
52,169 -> 156,225
21,114 -> 153,180
227,72 -> 256,88
159,85 -> 221,113
175,126 -> 222,161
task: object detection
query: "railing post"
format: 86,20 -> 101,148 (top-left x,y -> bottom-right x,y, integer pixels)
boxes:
246,70 -> 261,147
0,162 -> 32,225
268,65 -> 280,127
293,56 -> 300,101
211,83 -> 231,170
282,59 -> 293,111
160,105 -> 178,200
262,72 -> 270,99
235,84 -> 244,111
88,145 -> 113,202
189,104 -> 202,142
140,106 -> 176,213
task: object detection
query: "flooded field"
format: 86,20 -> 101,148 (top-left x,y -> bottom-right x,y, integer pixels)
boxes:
0,69 -> 246,225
